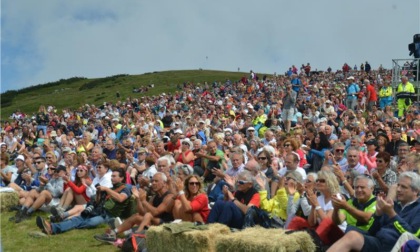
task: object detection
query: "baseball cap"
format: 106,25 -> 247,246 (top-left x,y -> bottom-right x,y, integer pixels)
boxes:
347,76 -> 355,80
15,155 -> 25,162
365,139 -> 378,146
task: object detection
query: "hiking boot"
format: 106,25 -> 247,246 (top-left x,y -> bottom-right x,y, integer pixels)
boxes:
36,216 -> 52,235
94,232 -> 117,244
15,210 -> 31,223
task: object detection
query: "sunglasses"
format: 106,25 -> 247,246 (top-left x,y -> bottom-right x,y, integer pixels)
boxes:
189,182 -> 200,186
35,161 -> 43,164
316,179 -> 326,183
335,149 -> 344,153
258,157 -> 267,160
77,169 -> 86,172
237,180 -> 249,185
48,167 -> 56,170
283,144 -> 290,147
46,157 -> 53,159
182,142 -> 190,146
285,177 -> 295,181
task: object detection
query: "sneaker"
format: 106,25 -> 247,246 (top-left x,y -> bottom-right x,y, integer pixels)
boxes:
94,232 -> 117,244
51,206 -> 65,219
36,216 -> 52,235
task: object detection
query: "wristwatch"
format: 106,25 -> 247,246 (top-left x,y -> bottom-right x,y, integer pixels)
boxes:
231,198 -> 236,202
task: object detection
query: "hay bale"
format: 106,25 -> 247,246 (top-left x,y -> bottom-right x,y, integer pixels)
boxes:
0,191 -> 19,212
216,227 -> 316,252
146,223 -> 230,252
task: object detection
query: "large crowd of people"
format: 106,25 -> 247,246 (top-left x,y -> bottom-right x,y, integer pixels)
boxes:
1,62 -> 420,251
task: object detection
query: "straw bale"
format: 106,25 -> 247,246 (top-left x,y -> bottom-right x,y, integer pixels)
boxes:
146,223 -> 230,252
216,227 -> 316,252
0,191 -> 19,212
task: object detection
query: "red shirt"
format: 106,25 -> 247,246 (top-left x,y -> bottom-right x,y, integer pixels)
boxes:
190,193 -> 210,223
366,84 -> 377,101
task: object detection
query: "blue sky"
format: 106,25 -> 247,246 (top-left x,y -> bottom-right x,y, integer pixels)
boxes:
1,0 -> 420,92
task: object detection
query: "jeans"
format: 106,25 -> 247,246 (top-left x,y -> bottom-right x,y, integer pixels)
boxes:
51,214 -> 110,234
208,180 -> 228,202
207,200 -> 244,229
345,98 -> 357,111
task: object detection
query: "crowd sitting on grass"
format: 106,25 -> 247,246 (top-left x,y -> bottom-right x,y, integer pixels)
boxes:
2,62 -> 420,251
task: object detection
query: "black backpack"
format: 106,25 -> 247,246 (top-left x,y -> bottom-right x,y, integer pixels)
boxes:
121,233 -> 147,252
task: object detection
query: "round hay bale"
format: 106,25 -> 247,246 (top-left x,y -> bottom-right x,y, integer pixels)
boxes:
216,227 -> 316,252
146,223 -> 230,252
0,191 -> 19,212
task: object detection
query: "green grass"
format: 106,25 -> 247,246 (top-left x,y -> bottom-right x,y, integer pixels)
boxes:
1,70 -> 255,121
1,211 -> 118,252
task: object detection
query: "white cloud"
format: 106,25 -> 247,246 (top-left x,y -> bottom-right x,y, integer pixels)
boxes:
2,0 -> 419,91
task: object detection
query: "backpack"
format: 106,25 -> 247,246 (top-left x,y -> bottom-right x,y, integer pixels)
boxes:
122,233 -> 147,252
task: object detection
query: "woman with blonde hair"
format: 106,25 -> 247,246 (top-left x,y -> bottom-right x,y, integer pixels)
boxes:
76,132 -> 94,154
172,174 -> 210,222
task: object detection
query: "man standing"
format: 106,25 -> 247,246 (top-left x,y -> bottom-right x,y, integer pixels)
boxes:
345,76 -> 360,111
328,172 -> 420,252
282,84 -> 297,133
365,79 -> 377,111
396,76 -> 415,118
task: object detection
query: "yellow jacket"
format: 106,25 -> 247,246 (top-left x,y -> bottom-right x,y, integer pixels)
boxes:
259,188 -> 300,220
379,86 -> 392,98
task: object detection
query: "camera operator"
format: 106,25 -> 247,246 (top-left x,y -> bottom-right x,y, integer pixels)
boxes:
36,168 -> 131,235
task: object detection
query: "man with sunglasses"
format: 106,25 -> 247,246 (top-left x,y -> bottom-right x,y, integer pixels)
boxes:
208,170 -> 260,229
386,128 -> 406,157
324,142 -> 348,172
11,165 -> 65,223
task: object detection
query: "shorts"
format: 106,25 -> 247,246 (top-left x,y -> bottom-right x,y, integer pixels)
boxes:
282,108 -> 294,121
361,234 -> 381,252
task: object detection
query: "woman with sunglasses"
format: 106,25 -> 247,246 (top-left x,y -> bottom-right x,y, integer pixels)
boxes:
172,174 -> 210,223
256,150 -> 274,183
282,138 -> 307,168
51,165 -> 93,222
303,170 -> 346,245
370,152 -> 397,195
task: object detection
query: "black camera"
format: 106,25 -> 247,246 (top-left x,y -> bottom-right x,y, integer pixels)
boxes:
81,205 -> 95,218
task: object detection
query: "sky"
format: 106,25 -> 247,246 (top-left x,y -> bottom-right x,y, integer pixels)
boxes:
1,0 -> 420,92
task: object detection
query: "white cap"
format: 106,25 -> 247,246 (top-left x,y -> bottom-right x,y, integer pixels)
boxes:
223,128 -> 233,133
15,155 -> 25,162
247,127 -> 255,131
174,129 -> 183,134
347,76 -> 355,80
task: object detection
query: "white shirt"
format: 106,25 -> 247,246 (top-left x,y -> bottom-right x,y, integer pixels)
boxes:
278,167 -> 307,181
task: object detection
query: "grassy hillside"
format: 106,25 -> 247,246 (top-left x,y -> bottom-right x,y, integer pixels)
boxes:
1,70 -> 252,120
